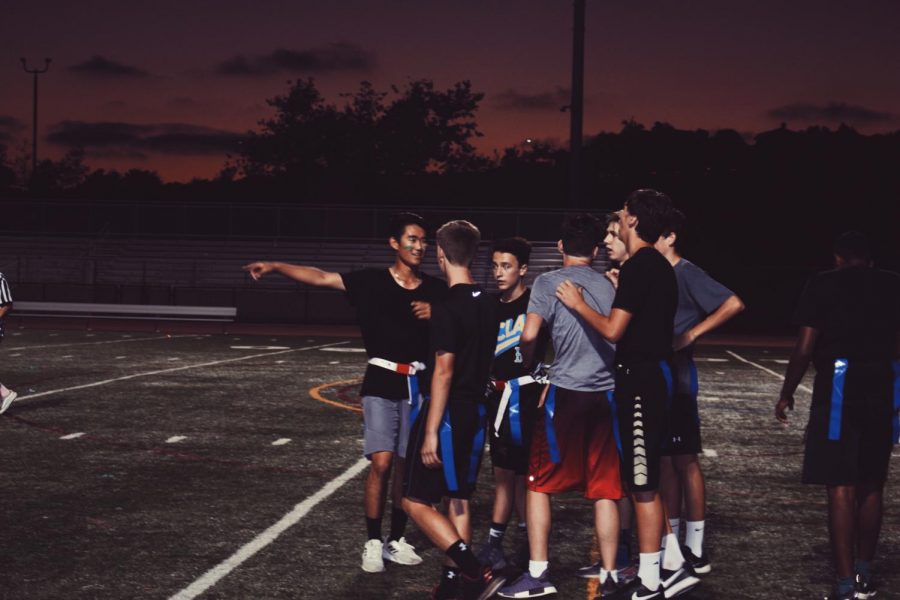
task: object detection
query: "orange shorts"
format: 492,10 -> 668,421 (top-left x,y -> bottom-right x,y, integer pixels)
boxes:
527,386 -> 623,500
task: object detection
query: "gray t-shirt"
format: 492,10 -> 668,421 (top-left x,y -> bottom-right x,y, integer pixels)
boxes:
673,259 -> 734,337
528,265 -> 615,392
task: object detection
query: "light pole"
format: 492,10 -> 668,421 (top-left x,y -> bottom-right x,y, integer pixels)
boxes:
569,0 -> 586,208
21,57 -> 52,178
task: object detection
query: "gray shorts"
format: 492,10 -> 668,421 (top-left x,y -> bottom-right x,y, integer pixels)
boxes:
362,395 -> 412,459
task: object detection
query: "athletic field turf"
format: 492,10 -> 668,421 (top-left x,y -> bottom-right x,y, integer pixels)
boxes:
1,328 -> 897,599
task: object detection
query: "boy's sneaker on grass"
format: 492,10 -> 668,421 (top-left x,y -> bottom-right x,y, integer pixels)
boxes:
680,546 -> 711,575
383,537 -> 423,565
617,564 -> 638,586
661,565 -> 701,599
597,575 -> 633,599
497,569 -> 557,598
576,560 -> 602,579
476,543 -> 507,571
854,573 -> 878,599
461,566 -> 506,600
0,389 -> 17,415
361,539 -> 385,573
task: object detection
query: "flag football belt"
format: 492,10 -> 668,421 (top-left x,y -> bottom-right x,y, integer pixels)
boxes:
367,358 -> 426,422
492,372 -> 548,446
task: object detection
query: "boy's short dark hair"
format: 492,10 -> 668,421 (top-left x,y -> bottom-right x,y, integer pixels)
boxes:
389,212 -> 427,242
492,237 -> 532,267
605,211 -> 621,227
834,230 -> 872,263
662,208 -> 687,252
436,220 -> 481,267
560,213 -> 603,258
624,189 -> 673,243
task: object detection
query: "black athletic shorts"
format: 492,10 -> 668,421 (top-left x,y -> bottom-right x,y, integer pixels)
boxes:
403,398 -> 487,504
662,351 -> 702,456
802,359 -> 895,486
614,359 -> 672,493
487,381 -> 542,475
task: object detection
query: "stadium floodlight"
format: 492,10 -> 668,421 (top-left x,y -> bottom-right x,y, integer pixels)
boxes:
21,57 -> 52,178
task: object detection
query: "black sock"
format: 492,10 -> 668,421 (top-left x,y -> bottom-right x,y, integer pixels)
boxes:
388,507 -> 408,542
488,522 -> 507,548
616,527 -> 632,567
434,567 -> 461,599
445,539 -> 482,578
366,516 -> 382,541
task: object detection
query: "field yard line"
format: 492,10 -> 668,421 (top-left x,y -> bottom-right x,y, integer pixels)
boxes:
17,341 -> 348,402
0,334 -> 199,352
169,457 -> 369,600
725,350 -> 813,394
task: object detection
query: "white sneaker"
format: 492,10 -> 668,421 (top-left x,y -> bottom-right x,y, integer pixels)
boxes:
0,390 -> 17,415
382,537 -> 423,566
361,539 -> 386,573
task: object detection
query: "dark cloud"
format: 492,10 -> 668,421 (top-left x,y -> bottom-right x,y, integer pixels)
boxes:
168,97 -> 199,108
493,87 -> 572,111
0,115 -> 25,143
216,42 -> 375,77
68,56 -> 149,79
767,102 -> 893,124
46,121 -> 243,156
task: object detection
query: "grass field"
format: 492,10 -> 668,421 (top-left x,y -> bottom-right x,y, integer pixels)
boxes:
0,328 -> 898,599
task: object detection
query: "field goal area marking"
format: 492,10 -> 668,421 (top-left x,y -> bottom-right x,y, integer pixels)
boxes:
16,341 -> 349,403
308,378 -> 364,413
169,457 -> 369,600
0,333 -> 200,353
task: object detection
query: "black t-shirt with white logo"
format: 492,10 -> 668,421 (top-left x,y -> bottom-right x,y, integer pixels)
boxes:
794,265 -> 900,365
612,246 -> 678,364
492,289 -> 549,381
429,284 -> 499,403
342,268 -> 447,399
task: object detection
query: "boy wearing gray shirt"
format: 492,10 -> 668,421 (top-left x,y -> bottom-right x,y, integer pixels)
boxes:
498,214 -> 626,598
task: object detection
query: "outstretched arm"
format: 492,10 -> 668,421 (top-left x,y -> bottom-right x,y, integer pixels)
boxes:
775,326 -> 818,423
242,261 -> 345,290
674,294 -> 745,350
556,280 -> 631,342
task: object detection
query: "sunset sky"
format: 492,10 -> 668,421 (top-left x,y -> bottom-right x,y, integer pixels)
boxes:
2,0 -> 899,182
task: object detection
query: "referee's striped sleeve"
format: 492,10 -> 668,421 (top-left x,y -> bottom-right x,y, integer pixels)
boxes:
0,275 -> 12,305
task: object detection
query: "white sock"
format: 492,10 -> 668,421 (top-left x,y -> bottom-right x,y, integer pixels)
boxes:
599,568 -> 619,584
662,534 -> 685,570
669,517 -> 681,540
685,520 -> 705,556
529,560 -> 549,579
638,552 -> 661,591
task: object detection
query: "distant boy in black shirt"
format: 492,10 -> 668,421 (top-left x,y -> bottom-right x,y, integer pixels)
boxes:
776,231 -> 900,600
243,212 -> 446,574
402,220 -> 505,600
557,190 -> 699,600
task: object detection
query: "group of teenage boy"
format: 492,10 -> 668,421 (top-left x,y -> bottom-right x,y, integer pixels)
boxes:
243,188 -> 899,600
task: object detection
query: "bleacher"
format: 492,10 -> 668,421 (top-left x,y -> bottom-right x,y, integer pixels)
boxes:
0,236 -> 611,324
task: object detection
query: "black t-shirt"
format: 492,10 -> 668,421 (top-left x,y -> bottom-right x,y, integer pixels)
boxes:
342,268 -> 447,399
492,289 -> 550,381
429,283 -> 499,403
612,246 -> 678,364
794,266 -> 900,365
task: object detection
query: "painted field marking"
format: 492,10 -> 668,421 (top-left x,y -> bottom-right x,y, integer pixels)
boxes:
49,333 -> 58,337
328,361 -> 340,365
61,355 -> 73,359
271,438 -> 291,446
169,457 -> 368,600
308,378 -> 364,414
86,334 -> 95,337
16,341 -> 349,403
1,334 -> 197,353
715,371 -> 725,375
230,345 -> 290,351
725,350 -> 813,394
166,436 -> 187,444
168,357 -> 181,361
702,448 -> 719,458
9,353 -> 21,357
115,356 -> 126,360
60,432 -> 86,440
320,347 -> 366,353
694,357 -> 729,363
275,360 -> 286,364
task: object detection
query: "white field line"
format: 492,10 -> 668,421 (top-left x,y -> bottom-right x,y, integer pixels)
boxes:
169,457 -> 369,600
16,341 -> 348,402
166,436 -> 187,444
60,432 -> 86,440
702,448 -> 719,457
271,438 -> 291,446
0,334 -> 199,352
725,350 -> 813,394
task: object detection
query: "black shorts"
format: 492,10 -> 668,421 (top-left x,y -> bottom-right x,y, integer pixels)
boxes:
802,359 -> 895,486
614,360 -> 672,493
403,398 -> 487,504
662,351 -> 702,456
487,381 -> 542,475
